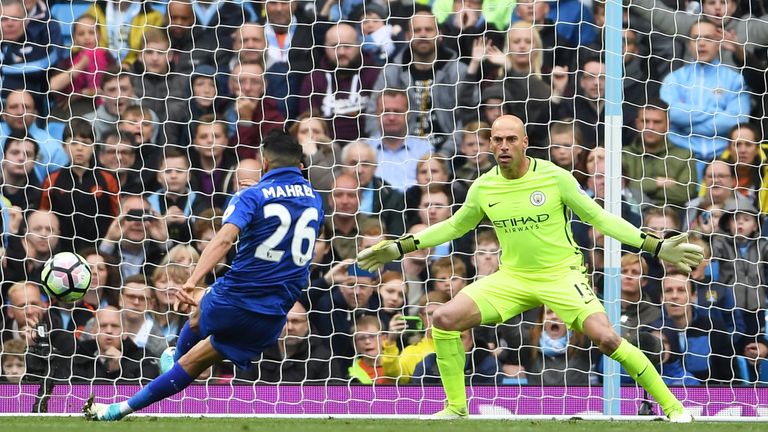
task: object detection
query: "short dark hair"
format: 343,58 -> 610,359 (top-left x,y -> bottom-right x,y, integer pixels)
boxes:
98,65 -> 123,89
662,265 -> 694,288
729,122 -> 762,142
412,4 -> 433,15
123,274 -> 149,287
704,159 -> 735,179
192,114 -> 227,140
475,227 -> 499,246
261,130 -> 303,168
378,88 -> 408,104
644,97 -> 669,112
162,147 -> 190,167
102,129 -> 137,147
4,135 -> 40,160
421,183 -> 453,205
63,118 -> 95,143
549,119 -> 584,147
580,54 -> 604,69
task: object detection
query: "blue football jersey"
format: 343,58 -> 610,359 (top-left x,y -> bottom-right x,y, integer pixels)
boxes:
216,166 -> 324,315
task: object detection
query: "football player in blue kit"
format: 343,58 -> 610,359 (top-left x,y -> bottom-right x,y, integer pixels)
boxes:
84,131 -> 324,421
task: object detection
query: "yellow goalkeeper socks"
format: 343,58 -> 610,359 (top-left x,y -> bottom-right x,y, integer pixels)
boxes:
610,339 -> 683,415
432,327 -> 467,412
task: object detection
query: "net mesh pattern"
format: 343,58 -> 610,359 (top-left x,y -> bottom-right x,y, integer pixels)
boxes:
1,0 -> 768,415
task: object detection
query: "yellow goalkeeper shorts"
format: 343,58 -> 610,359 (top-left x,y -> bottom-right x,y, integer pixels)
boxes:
460,265 -> 605,332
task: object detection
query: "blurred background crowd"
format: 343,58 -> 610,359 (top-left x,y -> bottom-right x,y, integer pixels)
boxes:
2,0 -> 768,386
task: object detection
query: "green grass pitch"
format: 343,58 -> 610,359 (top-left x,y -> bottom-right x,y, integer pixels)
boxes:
0,418 -> 761,432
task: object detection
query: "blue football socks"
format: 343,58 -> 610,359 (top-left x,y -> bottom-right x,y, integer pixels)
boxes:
126,363 -> 195,413
175,322 -> 203,362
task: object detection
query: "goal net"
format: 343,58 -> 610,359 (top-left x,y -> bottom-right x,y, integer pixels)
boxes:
1,0 -> 768,419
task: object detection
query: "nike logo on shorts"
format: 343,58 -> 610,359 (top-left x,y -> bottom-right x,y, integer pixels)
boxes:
489,202 -> 500,207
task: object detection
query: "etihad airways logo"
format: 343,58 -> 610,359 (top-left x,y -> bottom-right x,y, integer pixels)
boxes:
492,214 -> 550,233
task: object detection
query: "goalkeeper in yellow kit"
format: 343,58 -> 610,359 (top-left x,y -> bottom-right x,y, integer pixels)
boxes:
358,115 -> 702,422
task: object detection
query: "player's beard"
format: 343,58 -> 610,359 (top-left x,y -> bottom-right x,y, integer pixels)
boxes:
510,153 -> 526,172
496,149 -> 529,179
336,55 -> 362,75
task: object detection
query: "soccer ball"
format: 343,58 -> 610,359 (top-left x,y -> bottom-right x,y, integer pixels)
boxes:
41,252 -> 92,302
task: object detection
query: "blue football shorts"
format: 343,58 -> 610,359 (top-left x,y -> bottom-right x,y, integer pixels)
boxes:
197,287 -> 287,370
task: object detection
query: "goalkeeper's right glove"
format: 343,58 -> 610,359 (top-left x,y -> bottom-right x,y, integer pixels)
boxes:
641,232 -> 704,273
357,235 -> 419,271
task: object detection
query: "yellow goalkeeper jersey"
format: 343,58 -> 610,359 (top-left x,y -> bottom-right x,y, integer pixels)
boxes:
415,158 -> 646,272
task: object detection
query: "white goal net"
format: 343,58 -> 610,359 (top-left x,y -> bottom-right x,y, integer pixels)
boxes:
1,0 -> 768,418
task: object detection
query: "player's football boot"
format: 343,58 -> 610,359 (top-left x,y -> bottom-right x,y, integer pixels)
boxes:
421,406 -> 469,420
83,395 -> 123,421
160,346 -> 177,374
667,409 -> 694,423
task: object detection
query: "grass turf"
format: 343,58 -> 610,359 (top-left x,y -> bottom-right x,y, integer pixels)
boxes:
0,418 -> 762,432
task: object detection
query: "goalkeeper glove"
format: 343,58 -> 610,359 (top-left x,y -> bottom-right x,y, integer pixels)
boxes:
357,235 -> 419,271
641,232 -> 704,273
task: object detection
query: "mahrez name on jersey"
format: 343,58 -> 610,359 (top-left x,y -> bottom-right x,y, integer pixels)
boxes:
262,184 -> 316,199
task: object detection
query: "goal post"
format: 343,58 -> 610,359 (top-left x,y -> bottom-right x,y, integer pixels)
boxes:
603,0 -> 625,417
1,0 -> 768,420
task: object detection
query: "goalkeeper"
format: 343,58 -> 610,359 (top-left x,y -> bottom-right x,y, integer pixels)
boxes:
358,115 -> 702,422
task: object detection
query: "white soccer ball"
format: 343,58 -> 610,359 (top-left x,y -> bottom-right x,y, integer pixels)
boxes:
41,252 -> 92,302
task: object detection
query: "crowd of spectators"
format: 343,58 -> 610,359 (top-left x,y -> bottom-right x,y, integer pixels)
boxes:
2,0 -> 768,386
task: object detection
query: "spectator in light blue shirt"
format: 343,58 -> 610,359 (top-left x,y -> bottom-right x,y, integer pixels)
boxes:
660,21 -> 750,170
0,90 -> 68,180
0,0 -> 63,112
368,89 -> 433,191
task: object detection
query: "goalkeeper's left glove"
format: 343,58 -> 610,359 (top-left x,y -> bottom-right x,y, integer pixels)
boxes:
641,232 -> 704,273
357,235 -> 419,272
